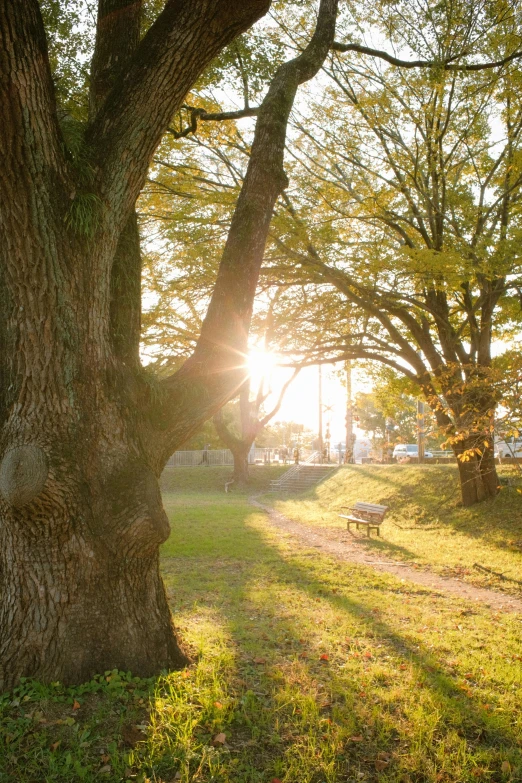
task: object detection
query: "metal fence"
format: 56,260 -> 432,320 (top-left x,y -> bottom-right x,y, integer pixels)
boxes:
166,448 -> 311,468
167,449 -> 233,467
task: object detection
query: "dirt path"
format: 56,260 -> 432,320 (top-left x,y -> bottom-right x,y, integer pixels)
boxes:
251,498 -> 522,615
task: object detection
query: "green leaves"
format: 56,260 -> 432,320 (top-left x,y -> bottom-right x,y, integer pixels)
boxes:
40,0 -> 93,121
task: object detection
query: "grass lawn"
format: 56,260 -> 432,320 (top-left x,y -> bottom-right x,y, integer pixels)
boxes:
1,467 -> 521,782
160,465 -> 288,495
269,465 -> 522,595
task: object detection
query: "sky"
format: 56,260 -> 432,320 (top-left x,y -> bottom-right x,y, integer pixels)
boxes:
248,354 -> 368,447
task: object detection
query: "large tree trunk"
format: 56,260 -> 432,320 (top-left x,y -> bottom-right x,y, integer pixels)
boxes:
0,229 -> 189,687
0,0 -> 338,689
1,485 -> 187,687
452,437 -> 498,507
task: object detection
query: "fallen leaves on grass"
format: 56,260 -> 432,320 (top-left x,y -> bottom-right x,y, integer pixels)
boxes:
375,751 -> 392,770
212,732 -> 226,747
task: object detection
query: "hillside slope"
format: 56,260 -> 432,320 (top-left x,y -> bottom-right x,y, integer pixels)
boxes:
269,465 -> 522,595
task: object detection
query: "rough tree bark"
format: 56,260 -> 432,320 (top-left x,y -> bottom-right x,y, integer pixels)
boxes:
0,0 -> 338,689
447,390 -> 499,506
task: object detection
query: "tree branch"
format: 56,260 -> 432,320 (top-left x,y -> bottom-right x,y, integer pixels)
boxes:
332,41 -> 522,72
146,0 -> 339,468
258,365 -> 302,429
0,0 -> 70,202
87,0 -> 271,233
167,105 -> 260,140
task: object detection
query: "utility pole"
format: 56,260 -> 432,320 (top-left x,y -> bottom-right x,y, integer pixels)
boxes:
345,360 -> 354,463
325,421 -> 331,463
416,350 -> 425,465
318,364 -> 323,463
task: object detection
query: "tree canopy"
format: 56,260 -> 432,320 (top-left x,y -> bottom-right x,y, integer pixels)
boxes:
140,0 -> 522,505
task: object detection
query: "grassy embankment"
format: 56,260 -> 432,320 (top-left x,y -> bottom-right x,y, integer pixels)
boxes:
268,464 -> 522,595
0,466 -> 521,783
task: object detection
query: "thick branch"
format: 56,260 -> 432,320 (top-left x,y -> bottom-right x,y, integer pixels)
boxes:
88,1 -> 144,365
0,0 -> 69,215
87,0 -> 271,232
189,0 -> 338,363
110,213 -> 142,366
146,0 -> 339,467
89,0 -> 142,118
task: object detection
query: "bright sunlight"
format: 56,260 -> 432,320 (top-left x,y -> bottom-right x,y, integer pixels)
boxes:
246,346 -> 278,388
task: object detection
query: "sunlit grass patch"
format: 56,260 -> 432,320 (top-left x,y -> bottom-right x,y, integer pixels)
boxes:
1,488 -> 521,782
269,465 -> 522,594
157,491 -> 522,782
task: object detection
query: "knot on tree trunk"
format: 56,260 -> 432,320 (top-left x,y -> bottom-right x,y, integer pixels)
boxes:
104,460 -> 171,555
0,445 -> 49,508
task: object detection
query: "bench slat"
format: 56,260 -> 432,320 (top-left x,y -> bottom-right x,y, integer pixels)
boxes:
339,514 -> 383,525
341,508 -> 387,518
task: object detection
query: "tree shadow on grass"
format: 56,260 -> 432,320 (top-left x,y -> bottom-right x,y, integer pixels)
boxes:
156,500 -> 521,783
9,495 -> 519,783
343,529 -> 420,561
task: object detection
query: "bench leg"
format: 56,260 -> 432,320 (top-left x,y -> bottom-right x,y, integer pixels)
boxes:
356,522 -> 359,530
367,526 -> 370,537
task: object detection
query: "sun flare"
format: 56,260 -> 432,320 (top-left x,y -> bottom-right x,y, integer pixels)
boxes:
246,348 -> 278,386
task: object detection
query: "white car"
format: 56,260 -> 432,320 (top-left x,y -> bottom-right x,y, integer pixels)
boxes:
393,443 -> 433,461
495,438 -> 522,459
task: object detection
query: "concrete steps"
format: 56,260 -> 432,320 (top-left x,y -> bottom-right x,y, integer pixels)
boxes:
270,463 -> 336,493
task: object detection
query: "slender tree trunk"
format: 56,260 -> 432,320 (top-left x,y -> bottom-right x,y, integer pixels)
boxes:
213,408 -> 254,486
417,373 -> 500,507
454,450 -> 487,506
231,444 -> 251,486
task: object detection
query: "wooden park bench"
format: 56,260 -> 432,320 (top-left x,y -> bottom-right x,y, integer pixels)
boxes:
339,501 -> 389,537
